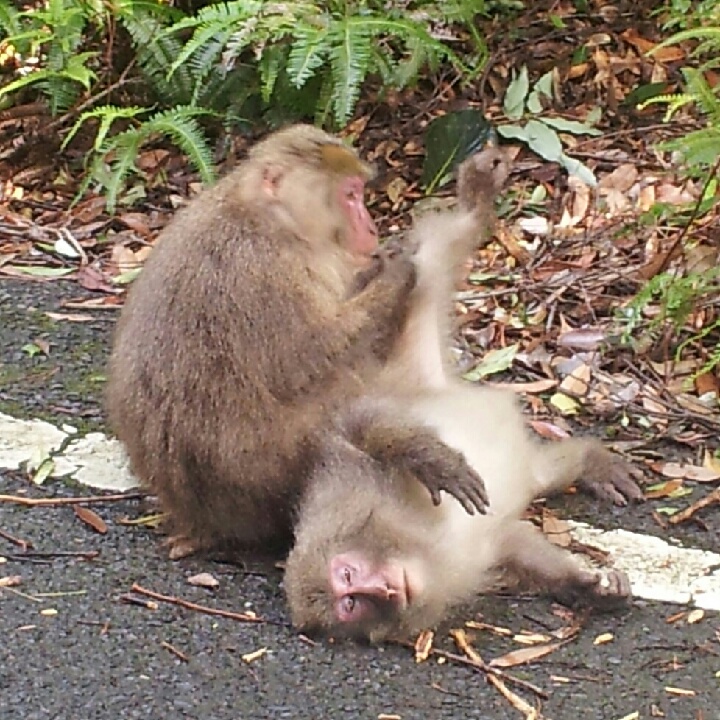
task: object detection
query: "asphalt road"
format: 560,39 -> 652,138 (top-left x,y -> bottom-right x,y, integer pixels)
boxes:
1,279 -> 719,720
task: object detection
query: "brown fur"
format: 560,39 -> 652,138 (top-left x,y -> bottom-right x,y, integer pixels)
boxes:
107,125 -> 418,557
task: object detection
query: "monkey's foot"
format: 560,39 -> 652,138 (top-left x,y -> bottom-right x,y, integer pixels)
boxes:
165,534 -> 204,561
579,451 -> 646,506
561,568 -> 632,609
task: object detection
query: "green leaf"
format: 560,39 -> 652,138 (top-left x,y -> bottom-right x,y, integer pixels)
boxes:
527,70 -> 553,114
22,343 -> 42,357
463,344 -> 518,381
33,457 -> 55,486
524,119 -> 563,162
503,66 -> 529,120
497,124 -> 529,142
549,392 -> 579,415
558,152 -> 597,186
421,109 -> 493,192
113,268 -> 142,285
541,117 -> 601,136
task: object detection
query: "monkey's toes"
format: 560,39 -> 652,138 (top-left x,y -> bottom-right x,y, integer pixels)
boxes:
591,569 -> 632,604
579,464 -> 644,506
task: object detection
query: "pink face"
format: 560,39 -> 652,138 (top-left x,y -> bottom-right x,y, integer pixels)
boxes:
330,551 -> 409,624
336,176 -> 379,257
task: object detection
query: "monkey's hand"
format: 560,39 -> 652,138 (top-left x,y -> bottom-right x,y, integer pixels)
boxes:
457,147 -> 511,212
383,431 -> 489,515
578,447 -> 645,506
343,407 -> 488,515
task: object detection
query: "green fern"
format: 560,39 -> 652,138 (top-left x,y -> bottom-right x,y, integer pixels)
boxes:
68,105 -> 215,212
0,0 -> 21,36
164,1 -> 473,126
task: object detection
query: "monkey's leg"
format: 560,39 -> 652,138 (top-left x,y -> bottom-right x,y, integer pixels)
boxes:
532,437 -> 645,506
340,402 -> 488,515
501,521 -> 632,607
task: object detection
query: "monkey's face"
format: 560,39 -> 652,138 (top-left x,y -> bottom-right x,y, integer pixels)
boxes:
285,537 -> 442,642
254,127 -> 379,261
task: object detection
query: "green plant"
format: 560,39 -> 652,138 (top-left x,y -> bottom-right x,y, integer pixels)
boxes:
0,0 -> 496,209
63,105 -> 215,212
0,0 -> 99,113
620,269 -> 720,375
164,1 -> 477,127
497,66 -> 602,186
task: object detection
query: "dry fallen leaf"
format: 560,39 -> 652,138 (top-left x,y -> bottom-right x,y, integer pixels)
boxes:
73,506 -> 108,534
593,632 -> 614,646
558,363 -> 592,398
489,642 -> 563,668
0,575 -> 22,587
687,609 -> 704,625
644,478 -> 684,499
654,462 -> 720,483
542,514 -> 572,548
187,572 -> 220,589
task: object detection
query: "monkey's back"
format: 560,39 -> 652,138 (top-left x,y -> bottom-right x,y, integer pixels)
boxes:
107,178 -> 363,551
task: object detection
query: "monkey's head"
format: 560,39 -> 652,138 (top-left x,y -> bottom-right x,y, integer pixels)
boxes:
284,449 -> 451,642
244,124 -> 379,261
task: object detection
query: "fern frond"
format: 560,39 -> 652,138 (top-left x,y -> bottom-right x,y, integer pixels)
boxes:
121,11 -> 194,104
663,127 -> 720,165
328,17 -> 373,126
143,108 -> 216,184
639,92 -> 696,119
682,67 -> 720,121
287,25 -> 332,89
259,45 -> 287,103
62,104 -> 149,151
103,130 -> 144,213
0,0 -> 21,36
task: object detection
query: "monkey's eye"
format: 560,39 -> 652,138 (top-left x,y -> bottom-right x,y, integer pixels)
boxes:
343,567 -> 352,584
341,595 -> 356,615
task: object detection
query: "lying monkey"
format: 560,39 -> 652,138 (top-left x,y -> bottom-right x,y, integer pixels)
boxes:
284,148 -> 644,641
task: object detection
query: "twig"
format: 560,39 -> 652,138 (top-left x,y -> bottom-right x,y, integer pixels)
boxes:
160,640 -> 190,663
11,550 -> 99,560
451,629 -> 547,719
0,528 -> 33,550
0,493 -> 144,507
398,641 -> 548,699
129,583 -> 267,624
45,60 -> 138,133
668,487 -> 720,525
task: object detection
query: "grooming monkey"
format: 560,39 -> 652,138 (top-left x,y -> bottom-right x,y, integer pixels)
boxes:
284,148 -> 644,641
107,125 -> 488,559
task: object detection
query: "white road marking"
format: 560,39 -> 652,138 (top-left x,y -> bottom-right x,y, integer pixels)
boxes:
1,411 -> 719,609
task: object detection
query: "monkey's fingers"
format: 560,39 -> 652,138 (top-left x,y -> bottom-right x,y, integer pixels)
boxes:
424,472 -> 488,515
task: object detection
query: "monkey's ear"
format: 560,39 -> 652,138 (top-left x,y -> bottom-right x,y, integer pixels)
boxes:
262,165 -> 285,198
